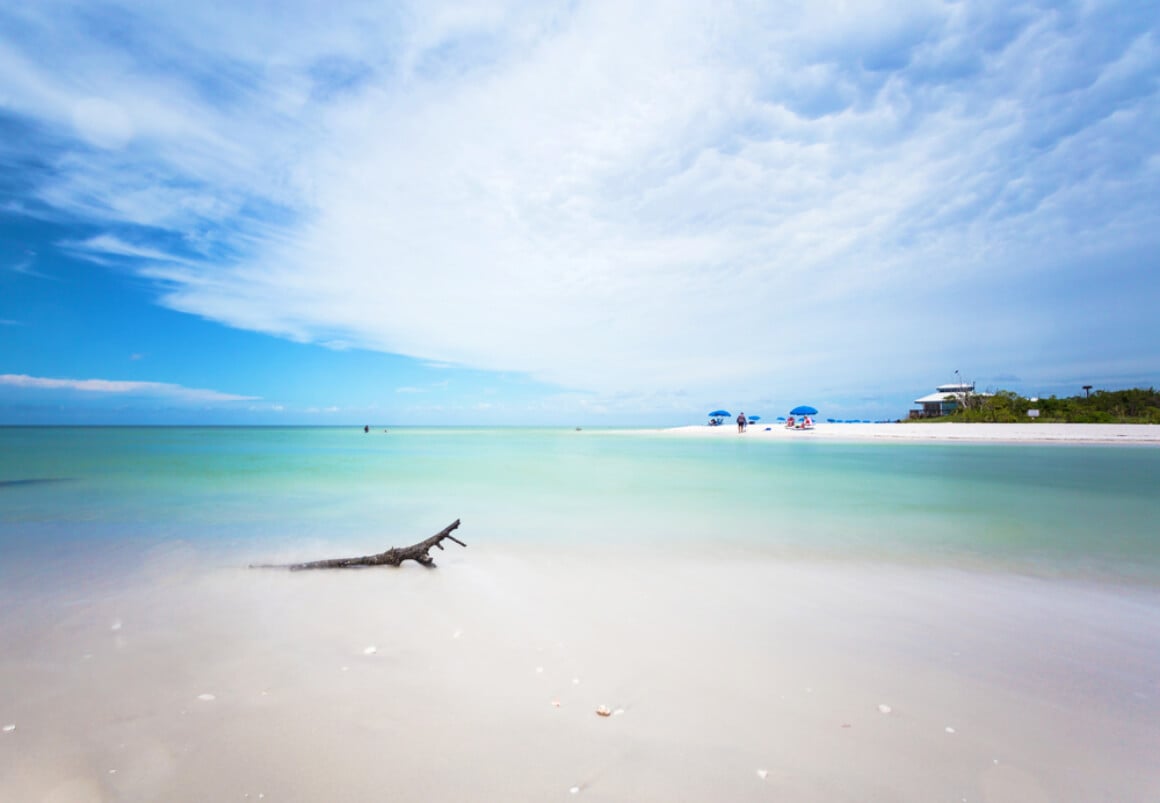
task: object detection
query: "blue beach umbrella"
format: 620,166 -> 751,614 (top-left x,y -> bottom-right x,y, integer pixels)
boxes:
709,409 -> 731,418
789,405 -> 818,416
747,415 -> 760,423
777,416 -> 786,422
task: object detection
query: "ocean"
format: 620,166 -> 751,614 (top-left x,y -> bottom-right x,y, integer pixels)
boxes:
2,426 -> 1158,583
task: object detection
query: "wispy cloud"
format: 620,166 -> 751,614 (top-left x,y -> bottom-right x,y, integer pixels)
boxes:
62,234 -> 193,264
0,374 -> 258,403
1,1 -> 1157,398
5,253 -> 54,280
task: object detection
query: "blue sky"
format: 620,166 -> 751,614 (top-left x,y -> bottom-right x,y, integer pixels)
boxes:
2,0 -> 1158,425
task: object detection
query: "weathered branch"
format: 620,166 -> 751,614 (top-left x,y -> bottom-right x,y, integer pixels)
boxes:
251,519 -> 465,571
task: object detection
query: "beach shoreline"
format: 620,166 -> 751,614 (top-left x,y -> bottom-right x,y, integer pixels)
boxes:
656,421 -> 1160,444
3,427 -> 1159,801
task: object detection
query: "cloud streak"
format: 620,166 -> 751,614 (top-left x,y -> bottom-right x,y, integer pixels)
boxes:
0,374 -> 258,403
2,0 -> 1157,400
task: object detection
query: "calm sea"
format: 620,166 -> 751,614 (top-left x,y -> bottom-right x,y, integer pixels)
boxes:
2,426 -> 1158,585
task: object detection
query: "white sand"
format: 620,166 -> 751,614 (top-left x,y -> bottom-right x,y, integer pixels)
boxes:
2,544 -> 1159,801
660,422 -> 1160,444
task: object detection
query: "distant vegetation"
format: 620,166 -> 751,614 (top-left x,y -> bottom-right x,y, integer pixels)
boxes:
943,387 -> 1160,424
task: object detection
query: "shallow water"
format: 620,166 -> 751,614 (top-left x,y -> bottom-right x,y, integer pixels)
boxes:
2,426 -> 1158,582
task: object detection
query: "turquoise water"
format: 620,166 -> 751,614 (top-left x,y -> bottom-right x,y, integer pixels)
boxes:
2,426 -> 1159,583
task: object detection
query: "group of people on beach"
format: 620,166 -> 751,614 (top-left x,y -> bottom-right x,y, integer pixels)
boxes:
732,412 -> 816,431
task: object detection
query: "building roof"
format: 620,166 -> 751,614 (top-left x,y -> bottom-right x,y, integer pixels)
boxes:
913,387 -> 994,405
914,391 -> 961,404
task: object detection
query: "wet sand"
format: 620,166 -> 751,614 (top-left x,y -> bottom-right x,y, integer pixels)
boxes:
2,542 -> 1158,801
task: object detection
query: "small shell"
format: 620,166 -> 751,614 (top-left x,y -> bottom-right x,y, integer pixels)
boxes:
363,646 -> 377,655
2,724 -> 15,733
756,769 -> 769,780
595,705 -> 612,717
197,693 -> 216,702
878,704 -> 892,714
551,699 -> 561,708
569,785 -> 581,795
945,726 -> 956,734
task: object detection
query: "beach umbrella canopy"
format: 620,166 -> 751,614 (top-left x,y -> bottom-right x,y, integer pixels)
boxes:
789,405 -> 818,416
747,415 -> 761,422
776,416 -> 786,422
708,410 -> 731,418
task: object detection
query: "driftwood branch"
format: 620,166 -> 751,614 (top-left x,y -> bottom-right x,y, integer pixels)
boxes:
251,519 -> 465,571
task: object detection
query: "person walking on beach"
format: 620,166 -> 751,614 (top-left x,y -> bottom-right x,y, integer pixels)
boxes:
737,412 -> 747,432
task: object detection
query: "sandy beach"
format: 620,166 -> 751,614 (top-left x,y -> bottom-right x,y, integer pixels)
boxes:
662,422 -> 1160,444
2,545 -> 1159,802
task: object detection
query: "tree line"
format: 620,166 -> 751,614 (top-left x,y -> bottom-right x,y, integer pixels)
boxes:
943,387 -> 1160,424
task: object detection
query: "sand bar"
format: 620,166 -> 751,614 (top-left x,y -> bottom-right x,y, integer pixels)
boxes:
659,422 -> 1160,444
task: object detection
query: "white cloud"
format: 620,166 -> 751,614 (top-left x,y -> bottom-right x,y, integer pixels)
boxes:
63,235 -> 192,264
2,1 -> 1158,400
0,374 -> 258,403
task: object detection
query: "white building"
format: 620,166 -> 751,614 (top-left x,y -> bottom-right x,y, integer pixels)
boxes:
909,383 -> 977,419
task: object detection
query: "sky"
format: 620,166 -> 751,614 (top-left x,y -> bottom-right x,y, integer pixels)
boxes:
1,0 -> 1158,426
